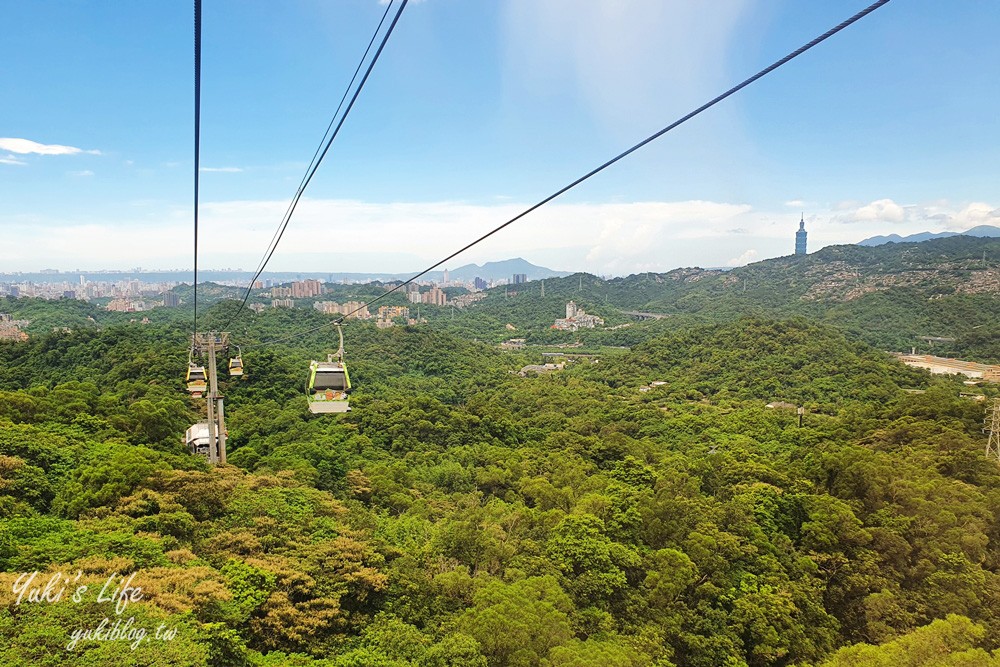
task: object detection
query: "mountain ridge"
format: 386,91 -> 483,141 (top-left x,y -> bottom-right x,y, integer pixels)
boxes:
858,225 -> 1000,246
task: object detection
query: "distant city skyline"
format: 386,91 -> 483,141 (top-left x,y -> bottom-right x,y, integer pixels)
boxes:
3,2 -> 998,274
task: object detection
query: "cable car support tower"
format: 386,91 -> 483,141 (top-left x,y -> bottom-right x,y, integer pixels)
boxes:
192,331 -> 229,465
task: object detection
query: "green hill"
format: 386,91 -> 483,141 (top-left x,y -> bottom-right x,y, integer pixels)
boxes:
456,236 -> 1000,359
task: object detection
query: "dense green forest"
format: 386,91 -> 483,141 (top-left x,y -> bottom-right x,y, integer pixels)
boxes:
3,282 -> 1000,666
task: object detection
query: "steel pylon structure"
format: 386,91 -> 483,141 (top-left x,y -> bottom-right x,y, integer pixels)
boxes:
192,331 -> 229,465
984,398 -> 1000,463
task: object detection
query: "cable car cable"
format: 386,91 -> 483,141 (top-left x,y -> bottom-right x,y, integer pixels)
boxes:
222,0 -> 408,329
245,0 -> 893,349
193,0 -> 203,339
234,0 -> 396,311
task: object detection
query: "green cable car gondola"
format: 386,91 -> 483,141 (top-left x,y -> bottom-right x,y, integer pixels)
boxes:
307,325 -> 351,413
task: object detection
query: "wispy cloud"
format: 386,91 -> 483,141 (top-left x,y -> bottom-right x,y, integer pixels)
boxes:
200,166 -> 244,173
69,170 -> 94,177
0,137 -> 100,156
0,154 -> 26,166
502,0 -> 750,134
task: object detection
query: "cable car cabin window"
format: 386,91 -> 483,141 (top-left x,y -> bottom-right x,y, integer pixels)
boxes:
313,369 -> 347,391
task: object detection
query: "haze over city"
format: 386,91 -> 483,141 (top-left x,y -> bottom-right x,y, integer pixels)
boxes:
3,1 -> 998,275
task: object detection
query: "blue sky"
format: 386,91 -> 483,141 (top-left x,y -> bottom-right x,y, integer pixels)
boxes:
2,0 -> 998,275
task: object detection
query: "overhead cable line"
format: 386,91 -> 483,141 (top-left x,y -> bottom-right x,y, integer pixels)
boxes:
246,0 -> 892,349
223,0 -> 407,328
236,0 -> 396,309
193,0 -> 203,338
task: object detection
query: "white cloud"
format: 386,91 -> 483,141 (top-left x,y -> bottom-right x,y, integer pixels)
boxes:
951,202 -> 1000,230
727,249 -> 758,266
0,137 -> 100,156
200,167 -> 244,173
0,155 -> 26,165
69,170 -> 94,177
838,198 -> 907,224
824,198 -> 1000,236
0,198 -> 770,274
5,196 -> 998,275
784,200 -> 804,208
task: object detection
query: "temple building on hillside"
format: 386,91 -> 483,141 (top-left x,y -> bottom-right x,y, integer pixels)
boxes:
552,301 -> 604,331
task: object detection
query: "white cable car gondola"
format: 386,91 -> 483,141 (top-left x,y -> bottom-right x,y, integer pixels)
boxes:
186,363 -> 207,398
185,422 -> 215,458
307,325 -> 351,413
229,347 -> 244,377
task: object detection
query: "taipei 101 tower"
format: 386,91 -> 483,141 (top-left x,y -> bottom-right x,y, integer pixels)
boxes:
795,215 -> 807,255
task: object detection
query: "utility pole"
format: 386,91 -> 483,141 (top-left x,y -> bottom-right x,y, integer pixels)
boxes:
985,398 -> 1000,463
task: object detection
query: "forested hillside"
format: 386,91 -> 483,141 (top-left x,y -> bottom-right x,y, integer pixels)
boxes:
3,300 -> 1000,665
461,236 -> 1000,360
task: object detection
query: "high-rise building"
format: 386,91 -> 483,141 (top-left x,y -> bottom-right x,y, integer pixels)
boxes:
474,277 -> 487,290
512,273 -> 527,285
341,301 -> 371,319
291,279 -> 323,298
795,215 -> 807,255
566,301 -> 578,319
422,287 -> 447,306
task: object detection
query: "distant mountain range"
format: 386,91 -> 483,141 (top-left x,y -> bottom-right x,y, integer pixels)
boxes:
858,225 -> 1000,246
